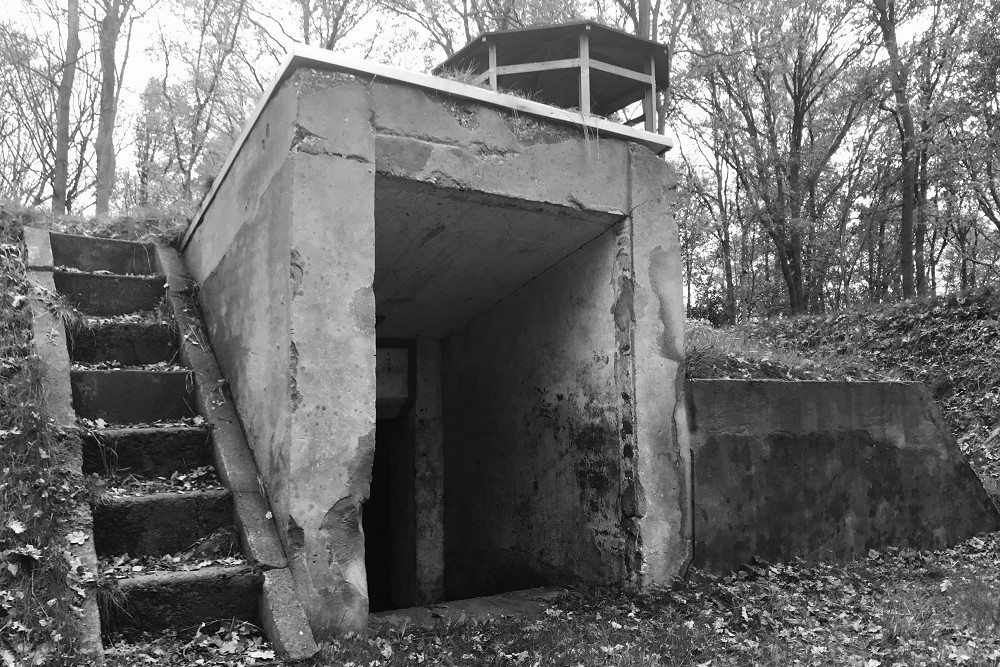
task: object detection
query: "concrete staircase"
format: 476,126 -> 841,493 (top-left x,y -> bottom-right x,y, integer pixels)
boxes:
24,228 -> 318,661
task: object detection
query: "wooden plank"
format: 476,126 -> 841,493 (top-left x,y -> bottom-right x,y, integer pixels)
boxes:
589,59 -> 654,85
492,58 -> 580,76
488,40 -> 498,91
579,33 -> 591,115
644,56 -> 656,133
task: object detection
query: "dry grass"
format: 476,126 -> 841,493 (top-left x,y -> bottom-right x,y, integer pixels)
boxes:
0,206 -> 92,665
685,319 -> 894,382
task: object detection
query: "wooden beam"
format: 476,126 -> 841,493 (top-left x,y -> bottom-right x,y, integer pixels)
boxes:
643,56 -> 656,133
492,58 -> 580,76
487,39 -> 497,91
579,32 -> 591,115
588,59 -> 654,84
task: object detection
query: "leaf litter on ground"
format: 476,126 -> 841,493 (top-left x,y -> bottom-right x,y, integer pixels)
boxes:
92,465 -> 224,498
325,532 -> 1000,667
100,524 -> 244,580
104,620 -> 276,666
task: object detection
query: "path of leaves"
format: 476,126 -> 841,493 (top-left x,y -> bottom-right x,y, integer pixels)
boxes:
104,620 -> 277,666
326,533 -> 1000,666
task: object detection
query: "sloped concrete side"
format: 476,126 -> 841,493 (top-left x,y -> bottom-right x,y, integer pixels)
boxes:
689,380 -> 1000,571
156,246 -> 318,660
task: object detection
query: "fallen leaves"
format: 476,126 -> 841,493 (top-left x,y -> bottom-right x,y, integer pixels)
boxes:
65,530 -> 88,545
104,620 -> 275,666
323,532 -> 1000,666
94,465 -> 224,498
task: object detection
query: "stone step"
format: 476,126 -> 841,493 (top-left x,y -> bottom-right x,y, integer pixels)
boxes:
71,370 -> 196,424
54,271 -> 166,316
50,231 -> 160,275
102,566 -> 261,639
82,426 -> 212,477
93,489 -> 233,557
69,319 -> 179,366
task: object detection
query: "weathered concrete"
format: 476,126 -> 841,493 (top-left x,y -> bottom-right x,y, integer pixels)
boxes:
49,231 -> 160,275
628,146 -> 692,583
107,567 -> 261,638
93,490 -> 233,557
69,319 -> 178,366
414,340 -> 444,605
372,587 -> 564,630
260,568 -> 320,660
442,228 -> 627,598
25,239 -> 104,663
82,426 -> 212,477
156,245 -> 316,656
54,272 -> 165,316
181,66 -> 684,636
689,380 -> 1000,571
70,369 -> 197,423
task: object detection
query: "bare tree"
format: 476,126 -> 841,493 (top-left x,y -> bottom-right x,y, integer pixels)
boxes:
154,0 -> 251,201
683,0 -> 878,313
90,0 -> 140,213
53,0 -> 81,213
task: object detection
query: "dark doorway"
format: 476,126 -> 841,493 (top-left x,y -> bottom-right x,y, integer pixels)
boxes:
364,417 -> 416,612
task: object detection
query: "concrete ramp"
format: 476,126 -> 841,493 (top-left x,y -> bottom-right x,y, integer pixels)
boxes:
689,380 -> 1000,571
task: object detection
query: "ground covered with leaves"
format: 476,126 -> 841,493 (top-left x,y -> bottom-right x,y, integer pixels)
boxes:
103,620 -> 276,666
323,533 -> 1000,666
0,208 -> 94,664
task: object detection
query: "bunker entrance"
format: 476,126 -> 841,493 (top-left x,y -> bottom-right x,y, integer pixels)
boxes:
369,176 -> 627,610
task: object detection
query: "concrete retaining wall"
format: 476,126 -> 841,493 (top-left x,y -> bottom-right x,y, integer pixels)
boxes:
689,380 -> 1000,571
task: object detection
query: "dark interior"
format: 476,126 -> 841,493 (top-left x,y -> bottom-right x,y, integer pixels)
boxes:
364,416 -> 417,612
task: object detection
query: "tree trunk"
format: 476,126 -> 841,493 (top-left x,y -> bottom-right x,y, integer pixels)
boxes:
53,0 -> 80,214
96,0 -> 129,214
873,0 -> 916,299
915,131 -> 929,295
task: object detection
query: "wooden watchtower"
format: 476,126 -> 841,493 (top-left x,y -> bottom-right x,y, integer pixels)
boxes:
433,20 -> 670,132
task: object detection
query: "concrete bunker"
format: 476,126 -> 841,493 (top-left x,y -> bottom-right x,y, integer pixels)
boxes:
181,51 -> 689,639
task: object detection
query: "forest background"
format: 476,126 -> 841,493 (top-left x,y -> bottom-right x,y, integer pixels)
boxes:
1,0 -> 998,321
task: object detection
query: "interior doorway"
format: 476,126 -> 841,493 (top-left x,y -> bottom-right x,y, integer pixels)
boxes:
365,381 -> 417,612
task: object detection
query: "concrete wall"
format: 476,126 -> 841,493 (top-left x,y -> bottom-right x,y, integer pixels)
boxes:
441,227 -> 625,598
689,380 -> 1000,571
183,66 -> 687,637
190,86 -> 297,539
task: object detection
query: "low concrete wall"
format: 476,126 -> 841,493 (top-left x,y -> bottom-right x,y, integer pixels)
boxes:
689,380 -> 1000,571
